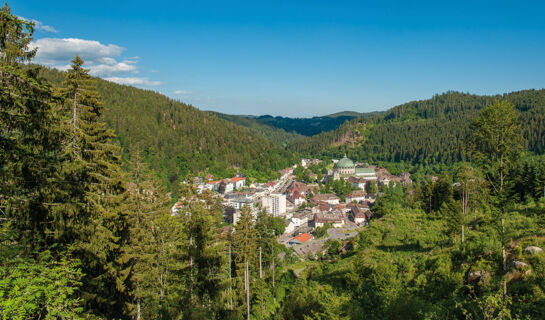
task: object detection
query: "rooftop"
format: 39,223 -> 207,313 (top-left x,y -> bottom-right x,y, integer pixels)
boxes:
335,155 -> 355,169
288,233 -> 313,244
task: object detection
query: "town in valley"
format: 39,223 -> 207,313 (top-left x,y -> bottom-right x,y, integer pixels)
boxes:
172,155 -> 413,259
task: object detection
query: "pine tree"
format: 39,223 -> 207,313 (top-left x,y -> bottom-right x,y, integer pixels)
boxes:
59,56 -> 132,317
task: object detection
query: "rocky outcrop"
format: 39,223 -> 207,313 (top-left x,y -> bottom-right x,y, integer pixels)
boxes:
524,246 -> 543,255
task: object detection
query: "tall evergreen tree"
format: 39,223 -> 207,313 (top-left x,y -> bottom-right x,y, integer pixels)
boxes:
0,3 -> 63,250
59,56 -> 132,317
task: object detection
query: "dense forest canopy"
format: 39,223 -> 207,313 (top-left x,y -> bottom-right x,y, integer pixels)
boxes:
35,67 -> 297,193
289,90 -> 545,173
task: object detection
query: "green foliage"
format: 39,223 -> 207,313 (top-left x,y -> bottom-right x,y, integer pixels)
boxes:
290,91 -> 545,175
313,223 -> 332,239
36,66 -> 297,190
210,111 -> 303,146
0,252 -> 84,319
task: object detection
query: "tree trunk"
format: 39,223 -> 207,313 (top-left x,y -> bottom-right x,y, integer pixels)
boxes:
246,259 -> 250,320
136,299 -> 141,320
461,224 -> 465,244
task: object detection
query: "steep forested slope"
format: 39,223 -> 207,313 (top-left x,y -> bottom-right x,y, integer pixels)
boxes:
289,90 -> 545,167
37,66 -> 296,187
209,111 -> 303,146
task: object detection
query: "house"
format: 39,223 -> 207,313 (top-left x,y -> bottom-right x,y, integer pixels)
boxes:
314,201 -> 332,213
314,212 -> 345,228
207,176 -> 246,194
289,191 -> 306,206
285,211 -> 310,234
346,190 -> 366,203
312,193 -> 340,205
231,177 -> 246,190
287,233 -> 313,245
351,206 -> 373,225
347,176 -> 367,190
205,180 -> 222,191
287,181 -> 310,206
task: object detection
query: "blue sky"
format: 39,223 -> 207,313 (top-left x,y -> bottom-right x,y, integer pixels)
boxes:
10,0 -> 545,117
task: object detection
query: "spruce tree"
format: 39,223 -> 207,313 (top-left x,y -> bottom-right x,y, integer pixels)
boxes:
59,56 -> 132,318
124,155 -> 185,319
0,3 -> 64,250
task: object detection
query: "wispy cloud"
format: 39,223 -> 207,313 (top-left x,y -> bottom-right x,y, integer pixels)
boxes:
174,90 -> 192,95
29,38 -> 162,86
105,77 -> 163,86
18,16 -> 58,33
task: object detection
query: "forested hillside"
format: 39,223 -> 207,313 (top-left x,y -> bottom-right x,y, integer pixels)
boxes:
36,67 -> 297,190
243,112 -> 383,136
209,111 -> 303,146
289,91 -> 545,170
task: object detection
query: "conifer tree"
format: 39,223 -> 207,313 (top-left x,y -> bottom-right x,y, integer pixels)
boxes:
59,56 -> 132,318
232,206 -> 257,319
0,3 -> 63,250
176,182 -> 226,318
124,154 -> 184,319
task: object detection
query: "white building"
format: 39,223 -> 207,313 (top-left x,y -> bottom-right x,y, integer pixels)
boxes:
262,193 -> 287,216
346,190 -> 366,203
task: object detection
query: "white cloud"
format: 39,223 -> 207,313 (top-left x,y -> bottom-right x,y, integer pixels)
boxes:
105,77 -> 163,86
28,38 -> 162,86
174,90 -> 192,95
30,38 -> 124,66
18,16 -> 58,33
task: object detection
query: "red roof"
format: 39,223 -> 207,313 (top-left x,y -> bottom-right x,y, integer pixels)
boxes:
290,233 -> 313,244
208,180 -> 222,185
231,177 -> 245,182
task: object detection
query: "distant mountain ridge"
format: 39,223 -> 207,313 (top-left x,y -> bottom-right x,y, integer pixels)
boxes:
288,90 -> 545,168
217,110 -> 384,137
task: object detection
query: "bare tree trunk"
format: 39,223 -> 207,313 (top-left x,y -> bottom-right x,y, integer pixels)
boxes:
461,224 -> 465,244
245,259 -> 250,320
502,215 -> 507,297
136,299 -> 141,320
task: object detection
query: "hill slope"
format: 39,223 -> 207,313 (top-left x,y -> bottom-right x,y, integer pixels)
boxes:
217,110 -> 384,138
289,90 -> 545,168
209,111 -> 303,146
37,66 -> 296,188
